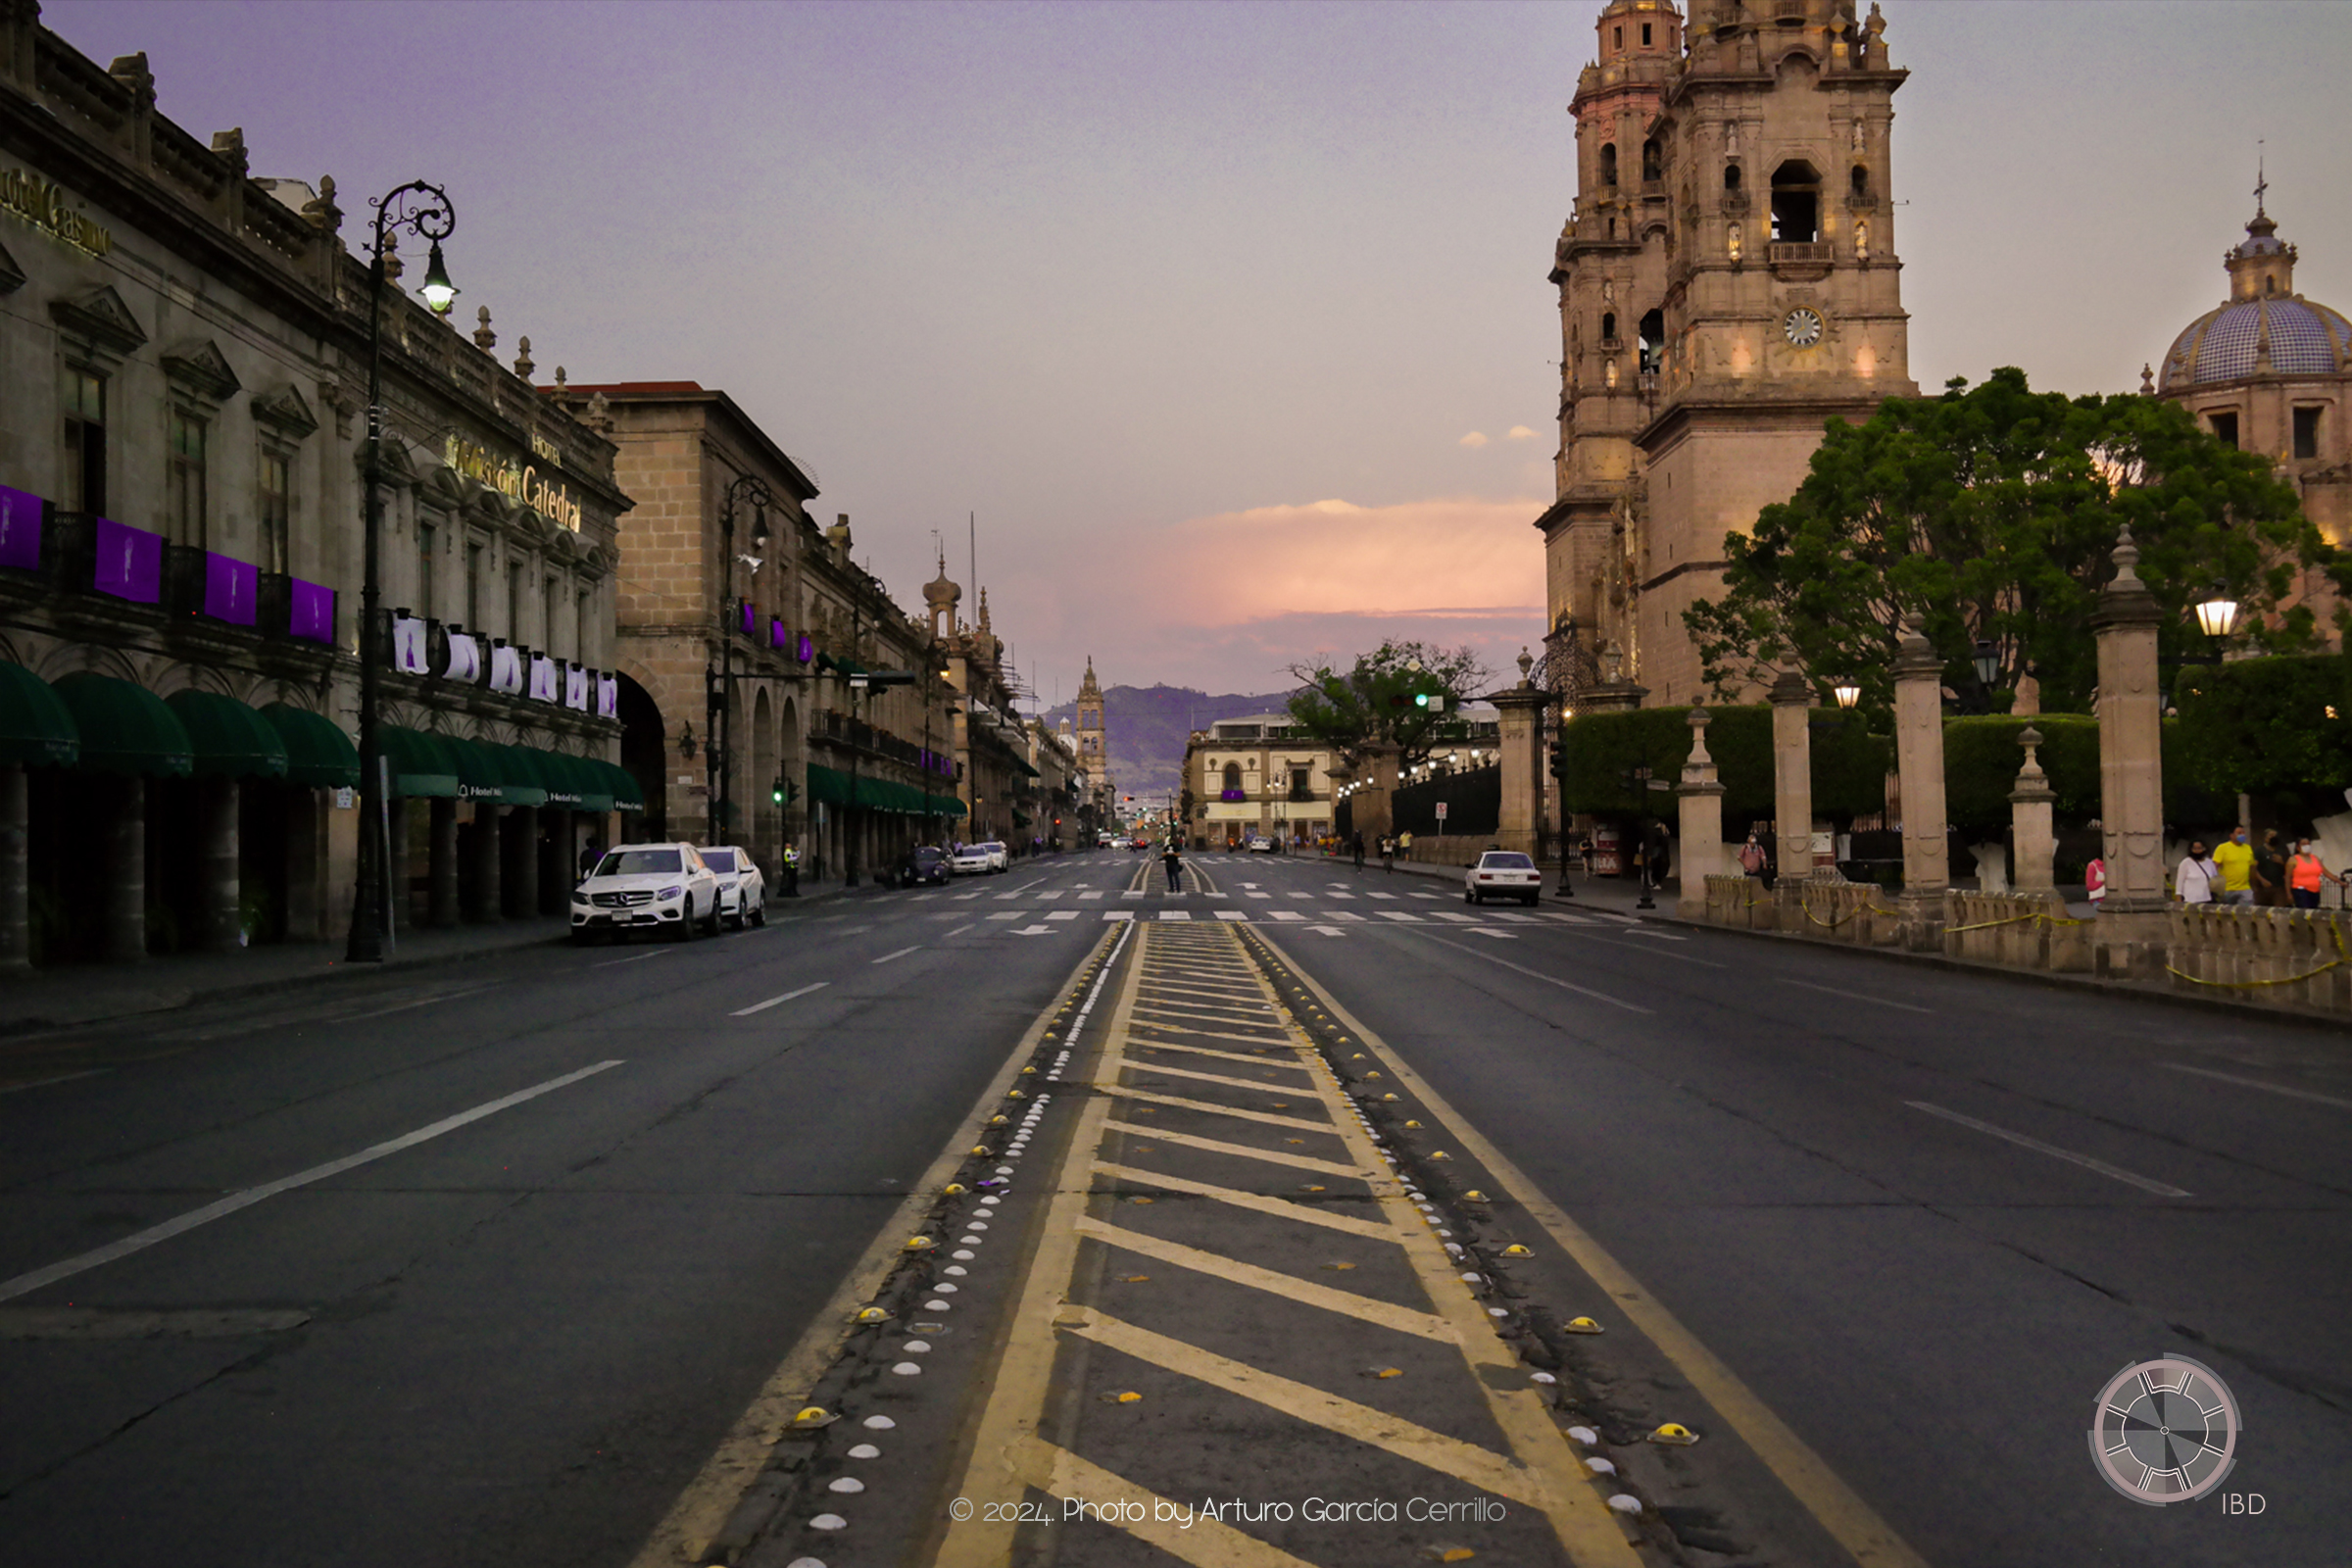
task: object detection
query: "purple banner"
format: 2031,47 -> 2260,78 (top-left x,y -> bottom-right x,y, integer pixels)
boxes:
795,632 -> 813,663
740,600 -> 756,635
0,484 -> 41,571
93,517 -> 163,603
770,617 -> 787,649
289,578 -> 336,644
598,673 -> 618,718
203,552 -> 259,625
528,653 -> 560,703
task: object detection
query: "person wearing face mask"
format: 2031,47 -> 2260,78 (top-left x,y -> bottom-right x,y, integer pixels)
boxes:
2174,840 -> 2218,905
2211,827 -> 2257,906
2286,838 -> 2343,910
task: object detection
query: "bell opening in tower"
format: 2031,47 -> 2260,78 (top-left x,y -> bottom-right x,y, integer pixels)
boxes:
1600,143 -> 1618,188
1639,311 -> 1666,375
1770,160 -> 1820,243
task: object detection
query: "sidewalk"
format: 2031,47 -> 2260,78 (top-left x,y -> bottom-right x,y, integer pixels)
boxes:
0,877 -> 864,1038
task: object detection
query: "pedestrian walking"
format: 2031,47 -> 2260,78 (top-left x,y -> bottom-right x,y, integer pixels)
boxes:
2287,838 -> 2343,909
2212,827 -> 2256,906
1350,832 -> 1365,870
1739,833 -> 1767,880
2174,840 -> 2218,905
2084,854 -> 2105,914
577,838 -> 603,880
1380,836 -> 1396,873
2253,829 -> 2288,906
1398,830 -> 1414,861
780,841 -> 801,898
1162,838 -> 1184,893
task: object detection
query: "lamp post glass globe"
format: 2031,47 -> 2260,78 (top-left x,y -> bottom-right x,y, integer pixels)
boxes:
1971,639 -> 1999,689
418,240 -> 459,314
1833,677 -> 1862,710
2195,597 -> 2240,640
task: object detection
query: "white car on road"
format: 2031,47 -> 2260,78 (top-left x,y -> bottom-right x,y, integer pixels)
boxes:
1465,850 -> 1542,906
950,844 -> 995,877
980,840 -> 1009,872
573,842 -> 721,942
700,845 -> 765,929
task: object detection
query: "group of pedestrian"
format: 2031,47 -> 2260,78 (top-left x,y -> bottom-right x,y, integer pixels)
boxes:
2176,827 -> 2343,909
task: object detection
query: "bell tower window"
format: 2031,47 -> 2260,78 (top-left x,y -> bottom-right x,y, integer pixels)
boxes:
2293,407 -> 2321,460
1599,143 -> 1618,189
1642,22 -> 1652,45
1850,164 -> 1869,199
1639,310 -> 1665,374
1642,139 -> 1662,183
1770,160 -> 1821,243
1600,311 -> 1617,343
2208,411 -> 2239,449
1724,164 -> 1741,192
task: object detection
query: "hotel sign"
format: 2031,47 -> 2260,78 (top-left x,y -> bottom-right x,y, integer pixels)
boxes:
0,169 -> 114,257
444,434 -> 583,531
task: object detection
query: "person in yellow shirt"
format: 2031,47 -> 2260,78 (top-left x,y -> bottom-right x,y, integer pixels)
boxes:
2210,827 -> 2256,907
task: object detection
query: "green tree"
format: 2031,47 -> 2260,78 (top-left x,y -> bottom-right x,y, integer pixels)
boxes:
1685,367 -> 2341,715
1284,640 -> 1491,771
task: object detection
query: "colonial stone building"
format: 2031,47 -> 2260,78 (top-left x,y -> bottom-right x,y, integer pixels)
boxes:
0,8 -> 631,968
1181,714 -> 1338,851
2154,193 -> 2351,641
921,568 -> 1049,851
1539,0 -> 1917,707
546,382 -> 966,883
1074,657 -> 1114,824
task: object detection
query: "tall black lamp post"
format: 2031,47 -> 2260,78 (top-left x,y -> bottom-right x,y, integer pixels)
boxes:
707,474 -> 773,848
348,182 -> 459,964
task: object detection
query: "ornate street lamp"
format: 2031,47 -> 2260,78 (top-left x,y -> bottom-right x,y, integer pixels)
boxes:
1971,638 -> 1999,691
349,181 -> 457,964
1832,676 -> 1862,710
2194,595 -> 2240,641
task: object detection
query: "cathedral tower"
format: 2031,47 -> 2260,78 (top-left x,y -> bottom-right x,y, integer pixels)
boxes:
1539,0 -> 1917,705
1076,657 -> 1111,800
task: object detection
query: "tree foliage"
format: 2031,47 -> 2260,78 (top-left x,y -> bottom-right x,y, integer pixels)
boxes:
1559,706 -> 1889,823
2172,653 -> 2352,799
1284,640 -> 1492,771
1685,367 -> 2341,715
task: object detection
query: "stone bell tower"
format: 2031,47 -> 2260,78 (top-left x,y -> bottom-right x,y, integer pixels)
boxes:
1076,656 -> 1111,800
1539,0 -> 1917,706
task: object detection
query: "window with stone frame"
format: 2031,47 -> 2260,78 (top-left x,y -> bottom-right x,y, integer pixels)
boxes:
508,558 -> 527,643
168,408 -> 208,548
2293,407 -> 2321,462
466,539 -> 486,631
62,366 -> 106,515
416,520 -> 437,621
2208,410 -> 2239,449
258,448 -> 291,575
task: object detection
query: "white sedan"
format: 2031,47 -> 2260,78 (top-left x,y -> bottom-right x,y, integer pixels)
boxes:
980,840 -> 1010,872
1465,850 -> 1542,906
572,842 -> 722,941
700,845 -> 765,929
950,845 -> 995,876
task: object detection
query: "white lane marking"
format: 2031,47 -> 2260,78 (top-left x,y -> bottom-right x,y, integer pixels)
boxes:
1079,891 -> 1104,901
1778,978 -> 1932,1014
1288,892 -> 1314,899
732,982 -> 831,1016
1036,891 -> 1065,902
1247,892 -> 1271,900
1367,892 -> 1396,901
987,912 -> 1023,922
1470,928 -> 1519,940
1268,910 -> 1308,922
1409,893 -> 1439,901
943,924 -> 976,938
1321,910 -> 1367,922
954,892 -> 981,901
596,948 -> 673,967
1158,910 -> 1193,921
1102,911 -> 1135,921
1309,925 -> 1347,937
1214,910 -> 1250,922
1046,910 -> 1080,921
1420,933 -> 1651,1013
1494,912 -> 1537,924
1904,1102 -> 2190,1197
1328,892 -> 1357,900
1623,927 -> 1689,941
1122,890 -> 1145,899
1430,912 -> 1478,923
1012,925 -> 1058,936
995,892 -> 1023,901
332,983 -> 500,1022
0,1070 -> 108,1095
2162,1063 -> 2352,1111
1376,911 -> 1424,923
0,1060 -> 627,1305
1541,912 -> 1599,925
872,947 -> 921,965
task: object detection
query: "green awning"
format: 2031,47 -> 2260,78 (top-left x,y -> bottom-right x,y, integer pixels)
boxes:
166,690 -> 289,780
926,792 -> 967,819
52,673 -> 192,777
536,750 -> 611,811
593,759 -> 645,813
258,704 -> 358,789
379,726 -> 460,798
526,747 -> 590,808
0,662 -> 78,768
480,742 -> 549,807
807,762 -> 852,807
1012,756 -> 1042,778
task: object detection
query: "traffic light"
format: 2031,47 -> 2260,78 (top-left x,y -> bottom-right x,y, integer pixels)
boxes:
771,776 -> 798,806
1549,736 -> 1570,781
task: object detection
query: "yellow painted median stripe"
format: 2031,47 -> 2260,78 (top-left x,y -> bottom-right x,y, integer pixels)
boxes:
1120,1059 -> 1318,1096
1090,1161 -> 1394,1239
1102,1085 -> 1335,1133
1102,1121 -> 1366,1177
1076,1218 -> 1452,1341
1009,1437 -> 1316,1568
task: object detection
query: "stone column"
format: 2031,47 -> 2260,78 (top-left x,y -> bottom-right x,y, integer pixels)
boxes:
2090,528 -> 2170,974
0,762 -> 26,969
1891,614 -> 1950,947
284,791 -> 322,941
1677,703 -> 1727,918
103,774 -> 145,963
427,797 -> 461,927
470,805 -> 503,921
1768,667 -> 1814,884
1348,743 -> 1401,846
2009,726 -> 2057,893
507,805 -> 540,918
1491,671 -> 1548,859
387,794 -> 410,932
200,775 -> 241,953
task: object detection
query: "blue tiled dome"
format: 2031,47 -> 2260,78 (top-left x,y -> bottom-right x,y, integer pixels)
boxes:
2160,295 -> 2352,390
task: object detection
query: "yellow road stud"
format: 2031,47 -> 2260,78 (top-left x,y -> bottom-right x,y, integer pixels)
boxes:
1429,1151 -> 1452,1160
1368,1367 -> 1404,1379
1404,1120 -> 1423,1129
904,1235 -> 937,1251
1649,1423 -> 1699,1446
943,1183 -> 967,1196
1565,1316 -> 1604,1335
1462,1190 -> 1490,1201
853,1307 -> 890,1325
790,1406 -> 837,1429
1502,1244 -> 1533,1256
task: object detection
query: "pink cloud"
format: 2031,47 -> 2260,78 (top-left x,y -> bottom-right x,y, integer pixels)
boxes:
1159,496 -> 1544,627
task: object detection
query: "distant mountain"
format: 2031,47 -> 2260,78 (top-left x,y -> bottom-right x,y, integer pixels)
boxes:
1039,684 -> 1298,803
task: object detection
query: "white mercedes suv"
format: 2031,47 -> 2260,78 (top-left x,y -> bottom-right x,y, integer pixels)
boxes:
572,842 -> 722,943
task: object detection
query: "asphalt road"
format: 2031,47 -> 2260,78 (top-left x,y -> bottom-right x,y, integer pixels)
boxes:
0,853 -> 1122,1568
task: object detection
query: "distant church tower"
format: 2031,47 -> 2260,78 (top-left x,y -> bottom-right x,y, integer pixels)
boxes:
1076,658 -> 1110,801
1540,0 -> 1917,705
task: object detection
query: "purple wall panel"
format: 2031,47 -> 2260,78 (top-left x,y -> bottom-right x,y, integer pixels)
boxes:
93,518 -> 163,603
204,553 -> 259,625
0,484 -> 41,571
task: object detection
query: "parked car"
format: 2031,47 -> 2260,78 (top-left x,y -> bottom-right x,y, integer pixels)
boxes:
950,844 -> 995,877
979,840 -> 1009,872
572,842 -> 721,942
1246,836 -> 1274,854
1465,850 -> 1542,906
700,845 -> 765,929
897,846 -> 951,887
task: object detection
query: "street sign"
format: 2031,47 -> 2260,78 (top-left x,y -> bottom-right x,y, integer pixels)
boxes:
1434,803 -> 1449,820
1647,778 -> 1673,791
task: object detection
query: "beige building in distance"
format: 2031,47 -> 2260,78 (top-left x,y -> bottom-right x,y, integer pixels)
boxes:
1181,714 -> 1337,851
1539,0 -> 1917,706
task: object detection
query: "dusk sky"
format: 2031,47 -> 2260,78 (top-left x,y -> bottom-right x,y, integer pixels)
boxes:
50,0 -> 2352,707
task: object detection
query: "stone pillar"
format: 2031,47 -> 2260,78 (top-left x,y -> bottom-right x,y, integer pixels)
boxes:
1676,703 -> 1727,918
103,773 -> 145,963
0,762 -> 26,969
1768,668 -> 1814,884
470,806 -> 503,922
2090,529 -> 2169,974
200,775 -> 241,953
1348,743 -> 1401,846
1491,671 -> 1548,859
387,794 -> 410,932
2010,726 -> 2057,893
506,805 -> 540,918
1891,615 -> 1949,947
427,797 -> 461,927
284,791 -> 322,941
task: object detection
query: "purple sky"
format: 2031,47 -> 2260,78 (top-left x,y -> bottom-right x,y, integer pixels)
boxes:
49,0 -> 2352,706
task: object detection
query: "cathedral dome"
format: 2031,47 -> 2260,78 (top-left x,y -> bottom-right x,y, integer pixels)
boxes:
2158,202 -> 2352,391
